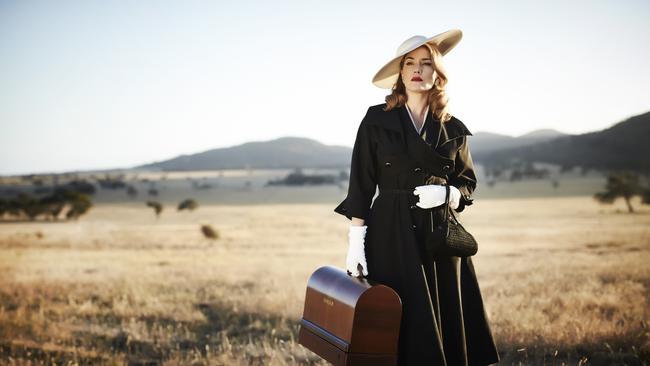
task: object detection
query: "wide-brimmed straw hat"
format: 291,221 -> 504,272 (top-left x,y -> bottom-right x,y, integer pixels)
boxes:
372,29 -> 463,89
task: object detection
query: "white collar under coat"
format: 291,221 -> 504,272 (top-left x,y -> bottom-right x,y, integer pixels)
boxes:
404,104 -> 429,135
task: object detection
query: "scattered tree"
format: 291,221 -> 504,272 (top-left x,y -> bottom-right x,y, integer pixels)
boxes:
641,187 -> 650,205
192,180 -> 212,190
64,180 -> 96,195
267,168 -> 337,186
65,193 -> 92,220
146,201 -> 163,218
551,179 -> 559,189
0,189 -> 93,221
40,193 -> 66,220
97,174 -> 127,189
594,171 -> 645,213
178,199 -> 198,211
127,185 -> 138,198
16,193 -> 45,220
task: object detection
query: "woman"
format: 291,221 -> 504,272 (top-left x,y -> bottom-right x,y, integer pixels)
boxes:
334,30 -> 500,366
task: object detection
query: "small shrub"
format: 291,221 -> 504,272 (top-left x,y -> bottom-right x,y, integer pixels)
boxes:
201,225 -> 219,240
178,199 -> 198,211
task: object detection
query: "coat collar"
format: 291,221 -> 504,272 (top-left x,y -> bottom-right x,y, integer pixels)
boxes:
366,103 -> 472,145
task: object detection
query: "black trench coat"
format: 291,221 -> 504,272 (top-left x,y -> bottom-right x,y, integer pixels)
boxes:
334,103 -> 500,366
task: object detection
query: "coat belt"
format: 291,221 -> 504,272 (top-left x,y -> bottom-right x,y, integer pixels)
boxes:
379,188 -> 415,195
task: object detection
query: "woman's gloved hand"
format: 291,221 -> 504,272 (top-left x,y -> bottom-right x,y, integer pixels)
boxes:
347,225 -> 368,277
413,184 -> 461,210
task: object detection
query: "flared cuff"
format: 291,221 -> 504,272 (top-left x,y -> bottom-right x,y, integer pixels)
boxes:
334,197 -> 370,221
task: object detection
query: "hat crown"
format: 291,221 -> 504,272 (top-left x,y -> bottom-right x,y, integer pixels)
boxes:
396,35 -> 428,56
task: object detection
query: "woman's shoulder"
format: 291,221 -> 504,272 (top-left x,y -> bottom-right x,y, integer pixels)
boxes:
358,103 -> 389,128
365,103 -> 388,115
447,114 -> 473,136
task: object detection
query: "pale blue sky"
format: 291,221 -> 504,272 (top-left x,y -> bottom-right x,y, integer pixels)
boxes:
1,0 -> 649,175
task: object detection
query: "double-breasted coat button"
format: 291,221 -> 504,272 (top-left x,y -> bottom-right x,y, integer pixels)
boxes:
414,167 -> 421,172
442,165 -> 450,171
409,205 -> 417,210
412,224 -> 417,229
385,161 -> 392,167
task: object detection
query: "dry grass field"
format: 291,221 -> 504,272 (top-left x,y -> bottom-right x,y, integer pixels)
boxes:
0,195 -> 649,365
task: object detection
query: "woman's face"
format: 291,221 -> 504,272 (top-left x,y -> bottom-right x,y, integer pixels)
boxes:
400,46 -> 436,93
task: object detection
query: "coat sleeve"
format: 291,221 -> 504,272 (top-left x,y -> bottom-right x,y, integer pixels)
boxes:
334,109 -> 378,221
449,135 -> 477,213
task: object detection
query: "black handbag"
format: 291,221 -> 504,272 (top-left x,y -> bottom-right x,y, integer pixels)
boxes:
426,185 -> 478,257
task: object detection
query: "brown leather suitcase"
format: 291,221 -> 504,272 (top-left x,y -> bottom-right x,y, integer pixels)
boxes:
298,266 -> 402,366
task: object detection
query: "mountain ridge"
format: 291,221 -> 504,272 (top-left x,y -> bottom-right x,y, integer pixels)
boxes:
135,110 -> 649,173
473,111 -> 650,173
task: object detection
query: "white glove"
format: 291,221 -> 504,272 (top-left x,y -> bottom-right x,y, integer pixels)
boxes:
413,184 -> 461,210
347,225 -> 368,277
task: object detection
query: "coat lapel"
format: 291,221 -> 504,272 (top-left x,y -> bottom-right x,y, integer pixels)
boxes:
395,106 -> 455,176
366,103 -> 472,146
365,103 -> 473,178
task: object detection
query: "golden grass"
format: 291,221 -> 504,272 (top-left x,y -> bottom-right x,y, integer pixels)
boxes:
0,196 -> 649,365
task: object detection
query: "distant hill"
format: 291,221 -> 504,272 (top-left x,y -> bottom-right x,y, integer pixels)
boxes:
475,111 -> 650,173
519,129 -> 565,139
136,137 -> 352,171
135,111 -> 649,173
471,129 -> 566,154
138,130 -> 569,172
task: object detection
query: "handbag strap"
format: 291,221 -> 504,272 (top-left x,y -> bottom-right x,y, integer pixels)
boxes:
442,184 -> 461,224
442,185 -> 450,222
446,185 -> 462,224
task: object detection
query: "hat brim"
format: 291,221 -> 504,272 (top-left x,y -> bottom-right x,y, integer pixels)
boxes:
372,29 -> 463,89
